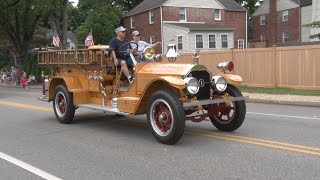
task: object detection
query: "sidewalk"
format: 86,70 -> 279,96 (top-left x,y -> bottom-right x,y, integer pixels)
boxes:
242,92 -> 320,107
1,83 -> 320,107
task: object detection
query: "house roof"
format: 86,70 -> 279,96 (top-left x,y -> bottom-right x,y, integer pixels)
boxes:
124,0 -> 246,17
124,0 -> 169,17
293,0 -> 312,6
216,0 -> 247,11
166,23 -> 234,31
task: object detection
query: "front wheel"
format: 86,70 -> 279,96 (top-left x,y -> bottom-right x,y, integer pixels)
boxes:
147,89 -> 185,145
210,84 -> 246,132
53,85 -> 75,124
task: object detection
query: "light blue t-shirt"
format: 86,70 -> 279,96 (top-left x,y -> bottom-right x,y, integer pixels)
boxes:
137,41 -> 150,52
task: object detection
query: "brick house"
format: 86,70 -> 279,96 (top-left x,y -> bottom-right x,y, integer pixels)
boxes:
252,0 -> 320,47
122,0 -> 247,53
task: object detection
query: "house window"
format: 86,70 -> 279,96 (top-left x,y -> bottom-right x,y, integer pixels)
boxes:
260,15 -> 266,25
238,39 -> 245,49
195,34 -> 203,49
283,32 -> 289,42
177,36 -> 183,50
221,34 -> 228,48
149,10 -> 154,24
282,10 -> 288,22
179,8 -> 186,21
130,16 -> 134,29
214,9 -> 221,21
208,34 -> 216,49
150,36 -> 156,44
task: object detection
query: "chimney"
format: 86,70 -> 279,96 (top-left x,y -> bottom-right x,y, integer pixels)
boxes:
269,0 -> 278,43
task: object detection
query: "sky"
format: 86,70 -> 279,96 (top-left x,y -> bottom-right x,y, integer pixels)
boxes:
69,0 -> 78,7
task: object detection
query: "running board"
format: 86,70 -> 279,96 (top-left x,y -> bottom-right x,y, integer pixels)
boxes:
79,104 -> 130,116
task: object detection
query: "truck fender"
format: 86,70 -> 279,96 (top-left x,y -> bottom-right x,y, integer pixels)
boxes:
49,76 -> 82,100
134,76 -> 185,114
221,74 -> 243,86
155,76 -> 185,89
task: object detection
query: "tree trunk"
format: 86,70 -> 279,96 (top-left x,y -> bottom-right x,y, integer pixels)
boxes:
10,48 -> 26,71
61,0 -> 68,49
48,0 -> 68,49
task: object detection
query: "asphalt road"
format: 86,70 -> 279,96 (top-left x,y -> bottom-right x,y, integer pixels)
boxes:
0,86 -> 320,180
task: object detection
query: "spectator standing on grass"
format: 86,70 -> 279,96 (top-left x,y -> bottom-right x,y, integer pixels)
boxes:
1,69 -> 7,83
10,67 -> 16,86
22,70 -> 27,78
15,67 -> 20,86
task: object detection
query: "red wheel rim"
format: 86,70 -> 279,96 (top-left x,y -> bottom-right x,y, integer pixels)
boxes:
150,99 -> 174,136
55,91 -> 67,117
214,102 -> 235,124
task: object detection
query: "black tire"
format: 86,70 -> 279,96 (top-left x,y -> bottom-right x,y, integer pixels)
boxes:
53,85 -> 75,124
210,84 -> 246,132
147,89 -> 185,145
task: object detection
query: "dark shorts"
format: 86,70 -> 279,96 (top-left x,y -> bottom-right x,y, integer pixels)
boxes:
117,58 -> 133,68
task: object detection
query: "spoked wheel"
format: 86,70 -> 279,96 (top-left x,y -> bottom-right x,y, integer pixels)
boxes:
214,101 -> 235,124
210,84 -> 246,132
150,99 -> 174,136
53,85 -> 75,124
147,89 -> 185,144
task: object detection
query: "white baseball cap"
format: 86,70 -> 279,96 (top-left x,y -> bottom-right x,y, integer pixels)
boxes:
115,26 -> 126,33
132,31 -> 140,36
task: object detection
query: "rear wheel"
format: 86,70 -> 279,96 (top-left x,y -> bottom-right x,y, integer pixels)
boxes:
53,85 -> 75,124
147,89 -> 185,144
210,84 -> 246,132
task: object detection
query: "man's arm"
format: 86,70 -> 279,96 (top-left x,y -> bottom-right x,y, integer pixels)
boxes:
109,38 -> 119,66
147,41 -> 161,49
111,50 -> 118,66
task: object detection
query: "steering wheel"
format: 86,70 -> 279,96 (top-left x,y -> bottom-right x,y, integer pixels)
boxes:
117,41 -> 138,57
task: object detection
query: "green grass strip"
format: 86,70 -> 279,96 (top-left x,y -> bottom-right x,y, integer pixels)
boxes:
238,86 -> 320,96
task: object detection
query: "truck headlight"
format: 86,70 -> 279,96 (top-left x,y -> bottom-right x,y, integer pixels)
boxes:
212,76 -> 227,92
184,77 -> 199,95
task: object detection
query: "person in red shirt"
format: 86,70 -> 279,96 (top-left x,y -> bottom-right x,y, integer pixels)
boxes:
20,76 -> 28,90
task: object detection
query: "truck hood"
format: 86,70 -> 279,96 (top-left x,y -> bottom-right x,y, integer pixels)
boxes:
137,63 -> 210,78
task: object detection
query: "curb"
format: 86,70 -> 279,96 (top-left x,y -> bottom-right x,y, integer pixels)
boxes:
245,97 -> 320,107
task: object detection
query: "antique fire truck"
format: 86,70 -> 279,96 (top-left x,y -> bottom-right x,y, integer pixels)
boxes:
38,42 -> 246,144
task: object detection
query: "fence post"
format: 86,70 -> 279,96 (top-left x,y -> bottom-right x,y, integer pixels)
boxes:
272,45 -> 277,87
230,48 -> 234,61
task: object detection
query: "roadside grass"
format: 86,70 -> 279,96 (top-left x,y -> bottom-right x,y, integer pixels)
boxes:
238,86 -> 320,96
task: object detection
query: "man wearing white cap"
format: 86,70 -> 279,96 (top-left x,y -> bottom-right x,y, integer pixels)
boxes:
131,30 -> 161,62
109,26 -> 134,84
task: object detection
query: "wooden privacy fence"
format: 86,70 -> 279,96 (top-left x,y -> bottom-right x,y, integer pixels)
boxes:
175,45 -> 320,90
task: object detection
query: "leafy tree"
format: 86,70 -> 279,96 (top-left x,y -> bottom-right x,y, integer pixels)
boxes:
235,0 -> 264,40
0,0 -> 47,69
75,1 -> 122,45
235,0 -> 264,16
303,21 -> 320,39
47,0 -> 70,48
113,0 -> 144,11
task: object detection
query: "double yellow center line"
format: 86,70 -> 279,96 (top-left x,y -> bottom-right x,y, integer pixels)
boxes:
0,101 -> 52,112
1,100 -> 320,156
